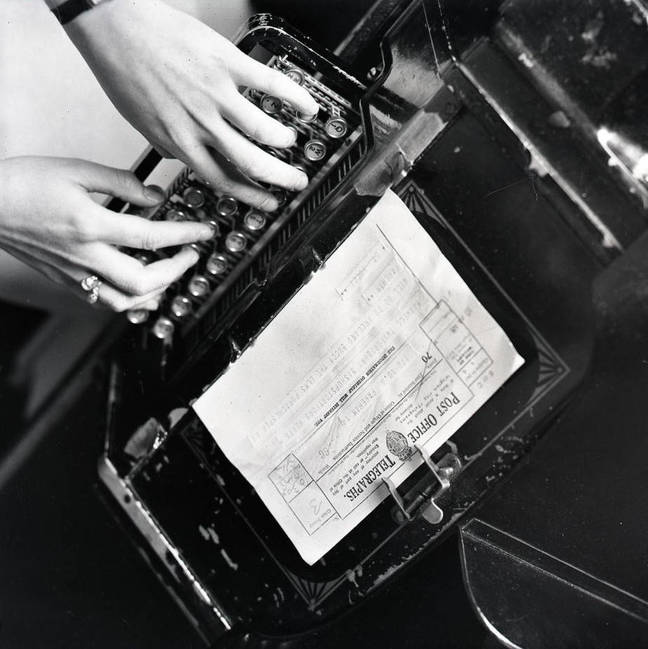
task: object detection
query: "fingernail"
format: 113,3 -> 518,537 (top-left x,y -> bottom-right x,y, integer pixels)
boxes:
299,102 -> 319,121
298,110 -> 318,124
144,298 -> 160,310
294,172 -> 309,191
260,196 -> 279,213
199,224 -> 217,240
144,185 -> 165,203
181,245 -> 200,264
283,126 -> 298,147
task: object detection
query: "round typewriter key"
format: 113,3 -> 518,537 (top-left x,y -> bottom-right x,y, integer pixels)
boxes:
225,230 -> 247,253
292,163 -> 308,180
216,196 -> 238,218
304,139 -> 327,162
192,212 -> 219,235
166,207 -> 191,222
127,309 -> 149,324
188,242 -> 208,254
152,316 -> 175,339
271,188 -> 287,207
191,211 -> 218,235
206,253 -> 228,276
243,211 -> 266,232
297,110 -> 317,124
170,295 -> 192,318
269,146 -> 288,161
134,252 -> 153,265
325,117 -> 348,139
285,68 -> 304,85
260,94 -> 283,115
182,186 -> 206,209
188,274 -> 210,298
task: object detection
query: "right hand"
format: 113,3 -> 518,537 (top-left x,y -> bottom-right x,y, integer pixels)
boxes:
0,156 -> 214,311
65,0 -> 319,211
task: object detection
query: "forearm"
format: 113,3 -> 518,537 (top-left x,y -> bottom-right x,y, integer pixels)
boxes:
39,0 -> 317,208
42,0 -> 137,36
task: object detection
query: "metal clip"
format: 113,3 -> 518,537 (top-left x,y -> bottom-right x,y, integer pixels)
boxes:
415,444 -> 451,524
382,444 -> 461,526
382,475 -> 411,522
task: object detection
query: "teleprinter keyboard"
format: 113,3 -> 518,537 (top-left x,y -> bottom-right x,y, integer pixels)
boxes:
124,55 -> 363,362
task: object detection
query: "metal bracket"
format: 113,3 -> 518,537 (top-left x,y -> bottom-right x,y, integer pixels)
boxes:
382,443 -> 461,525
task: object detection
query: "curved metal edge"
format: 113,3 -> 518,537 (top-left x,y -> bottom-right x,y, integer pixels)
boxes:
235,14 -> 366,95
458,529 -> 524,649
458,528 -> 523,649
97,455 -> 233,637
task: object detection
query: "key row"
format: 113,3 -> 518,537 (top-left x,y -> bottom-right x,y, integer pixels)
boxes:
126,184 -> 279,328
259,91 -> 349,142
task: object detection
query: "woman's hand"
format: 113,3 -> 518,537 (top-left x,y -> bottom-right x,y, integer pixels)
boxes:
65,0 -> 319,211
0,156 -> 214,311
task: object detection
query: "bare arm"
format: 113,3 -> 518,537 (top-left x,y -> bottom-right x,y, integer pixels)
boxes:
47,0 -> 318,211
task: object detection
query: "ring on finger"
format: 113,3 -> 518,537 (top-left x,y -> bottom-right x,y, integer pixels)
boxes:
80,274 -> 101,292
86,284 -> 101,304
80,274 -> 102,304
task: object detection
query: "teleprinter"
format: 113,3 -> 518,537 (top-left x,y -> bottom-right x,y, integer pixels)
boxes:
97,0 -> 648,645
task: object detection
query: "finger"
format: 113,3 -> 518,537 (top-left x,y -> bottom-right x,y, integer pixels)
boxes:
54,259 -> 167,312
80,243 -> 199,297
185,145 -> 279,212
152,143 -> 174,159
2,244 -> 164,312
92,283 -> 164,312
221,91 -> 297,149
74,160 -> 166,207
86,202 -> 215,250
206,121 -> 308,191
233,58 -> 319,118
139,298 -> 162,311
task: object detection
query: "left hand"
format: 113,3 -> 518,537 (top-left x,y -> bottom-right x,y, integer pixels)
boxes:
0,156 -> 213,312
65,0 -> 319,211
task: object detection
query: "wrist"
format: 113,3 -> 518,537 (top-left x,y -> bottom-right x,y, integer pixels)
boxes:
62,0 -> 134,46
53,0 -> 136,34
63,0 -> 156,39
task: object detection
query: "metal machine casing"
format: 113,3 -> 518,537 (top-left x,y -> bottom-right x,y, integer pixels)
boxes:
98,1 -> 648,644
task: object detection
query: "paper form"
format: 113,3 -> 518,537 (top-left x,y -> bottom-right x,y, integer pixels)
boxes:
194,189 -> 523,564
